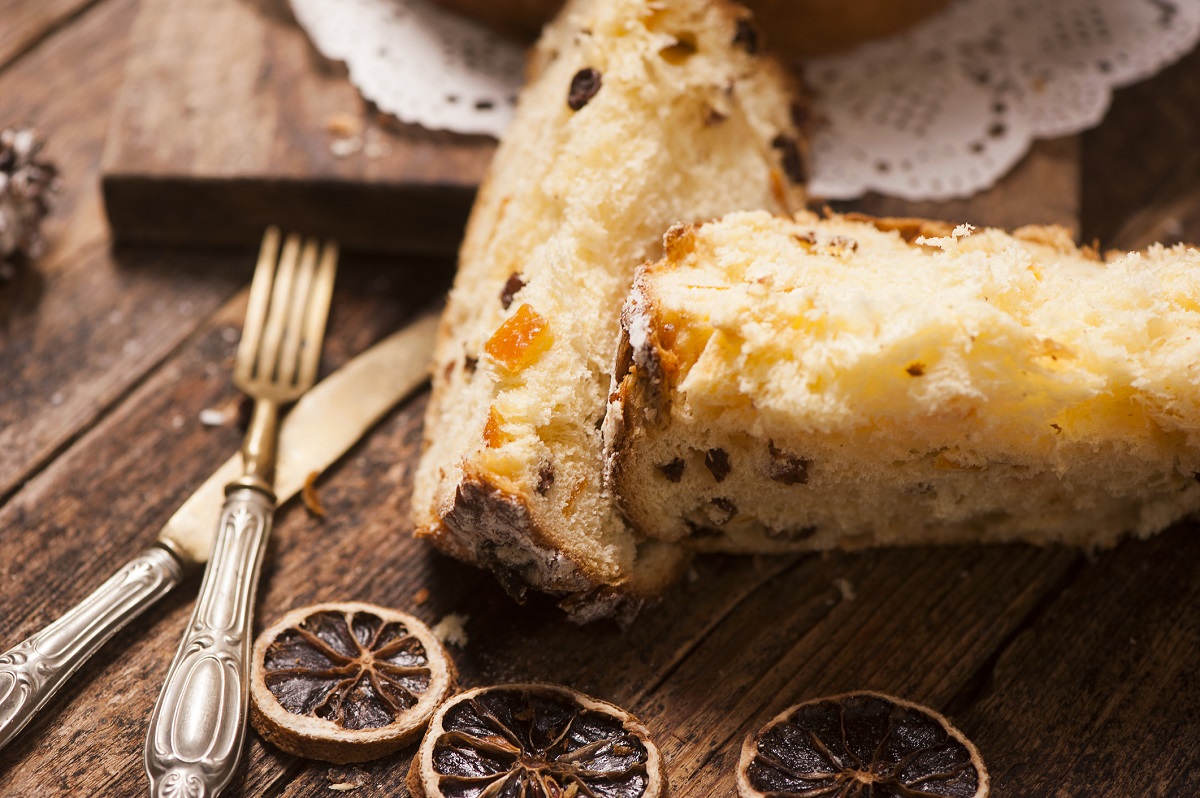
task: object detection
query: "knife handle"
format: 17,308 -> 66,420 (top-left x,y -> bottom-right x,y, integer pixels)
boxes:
0,545 -> 186,752
144,487 -> 273,798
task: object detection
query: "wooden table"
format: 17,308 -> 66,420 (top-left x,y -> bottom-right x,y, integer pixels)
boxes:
3,1 -> 1200,794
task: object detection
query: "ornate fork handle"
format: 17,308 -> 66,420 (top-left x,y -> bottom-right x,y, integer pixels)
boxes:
144,488 -> 273,798
0,546 -> 186,751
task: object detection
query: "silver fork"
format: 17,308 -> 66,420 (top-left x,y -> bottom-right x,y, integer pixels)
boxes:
144,229 -> 337,798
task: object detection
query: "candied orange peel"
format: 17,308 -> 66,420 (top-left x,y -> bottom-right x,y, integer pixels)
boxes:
483,407 -> 514,448
485,304 -> 553,373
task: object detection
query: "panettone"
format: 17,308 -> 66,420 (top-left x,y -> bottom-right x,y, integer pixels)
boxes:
605,211 -> 1200,552
412,0 -> 808,620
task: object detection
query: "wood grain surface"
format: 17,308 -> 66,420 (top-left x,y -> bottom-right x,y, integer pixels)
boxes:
2,1 -> 1199,795
0,0 -> 99,71
99,0 -> 494,256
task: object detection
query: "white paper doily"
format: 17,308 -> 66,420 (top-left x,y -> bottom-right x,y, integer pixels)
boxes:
807,0 -> 1200,199
290,0 -> 525,135
290,0 -> 1200,201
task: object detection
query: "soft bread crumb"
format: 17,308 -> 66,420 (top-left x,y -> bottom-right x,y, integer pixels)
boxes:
325,112 -> 362,137
432,613 -> 470,647
198,408 -> 228,427
607,210 -> 1200,554
329,137 -> 362,158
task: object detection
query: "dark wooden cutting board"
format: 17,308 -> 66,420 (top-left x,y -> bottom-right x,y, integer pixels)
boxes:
99,0 -> 1097,259
100,0 -> 496,256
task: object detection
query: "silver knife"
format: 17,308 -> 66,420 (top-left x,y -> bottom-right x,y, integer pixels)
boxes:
0,311 -> 437,751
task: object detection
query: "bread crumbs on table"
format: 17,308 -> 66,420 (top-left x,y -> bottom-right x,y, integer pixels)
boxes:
325,112 -> 362,138
432,613 -> 469,647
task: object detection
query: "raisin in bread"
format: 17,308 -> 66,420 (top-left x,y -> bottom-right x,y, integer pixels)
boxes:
605,210 -> 1200,552
413,0 -> 807,620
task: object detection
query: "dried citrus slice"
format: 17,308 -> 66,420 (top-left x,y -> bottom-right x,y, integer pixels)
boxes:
738,691 -> 989,798
407,683 -> 666,798
249,601 -> 456,763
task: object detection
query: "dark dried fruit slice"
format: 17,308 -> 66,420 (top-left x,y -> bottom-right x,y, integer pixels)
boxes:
738,691 -> 989,798
408,683 -> 665,798
249,601 -> 456,763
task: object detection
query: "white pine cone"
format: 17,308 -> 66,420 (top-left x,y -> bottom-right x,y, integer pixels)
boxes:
1,127 -> 60,278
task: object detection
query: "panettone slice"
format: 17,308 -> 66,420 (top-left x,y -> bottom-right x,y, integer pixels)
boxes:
412,0 -> 808,621
605,210 -> 1200,553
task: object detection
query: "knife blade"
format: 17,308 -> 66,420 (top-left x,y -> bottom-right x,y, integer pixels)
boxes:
0,311 -> 437,751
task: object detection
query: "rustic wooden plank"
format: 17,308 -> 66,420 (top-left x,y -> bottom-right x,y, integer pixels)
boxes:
22,6 -> 1200,798
0,307 -> 1084,797
236,528 -> 1083,796
833,137 -> 1081,233
0,0 -> 101,73
960,522 -> 1200,796
1081,47 -> 1200,247
0,293 -> 257,792
655,547 -> 1083,795
193,401 -> 813,795
0,0 -> 250,503
1108,172 -> 1200,251
0,234 -> 246,499
0,0 -> 135,246
99,0 -> 493,256
0,256 -> 448,793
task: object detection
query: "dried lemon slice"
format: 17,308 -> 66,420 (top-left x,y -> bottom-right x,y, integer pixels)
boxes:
738,691 -> 989,798
407,683 -> 666,798
249,601 -> 456,763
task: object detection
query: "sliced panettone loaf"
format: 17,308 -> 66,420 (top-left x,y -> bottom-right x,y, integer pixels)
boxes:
413,0 -> 807,619
605,211 -> 1200,552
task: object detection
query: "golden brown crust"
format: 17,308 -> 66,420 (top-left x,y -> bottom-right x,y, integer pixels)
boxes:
842,213 -> 956,242
421,470 -> 588,596
1011,223 -> 1082,254
605,273 -> 671,532
420,470 -> 676,623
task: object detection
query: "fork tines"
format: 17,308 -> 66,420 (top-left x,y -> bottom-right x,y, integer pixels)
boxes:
237,227 -> 338,393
